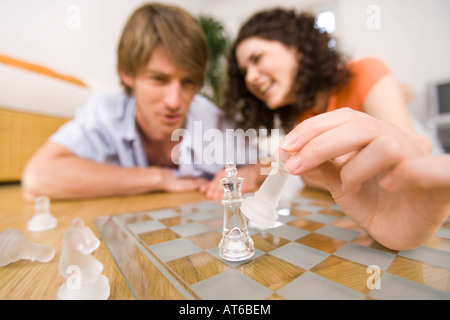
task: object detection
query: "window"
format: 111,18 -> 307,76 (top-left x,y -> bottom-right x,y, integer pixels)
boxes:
315,10 -> 335,33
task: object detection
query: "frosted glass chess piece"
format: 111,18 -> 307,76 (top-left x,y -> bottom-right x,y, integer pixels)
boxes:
27,196 -> 57,232
219,162 -> 254,261
57,218 -> 110,300
241,152 -> 291,228
0,228 -> 55,267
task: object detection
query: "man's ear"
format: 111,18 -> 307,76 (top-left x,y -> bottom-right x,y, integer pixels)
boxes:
119,71 -> 134,88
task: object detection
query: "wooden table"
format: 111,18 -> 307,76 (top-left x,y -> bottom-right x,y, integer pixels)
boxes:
1,183 -> 449,300
0,183 -> 207,300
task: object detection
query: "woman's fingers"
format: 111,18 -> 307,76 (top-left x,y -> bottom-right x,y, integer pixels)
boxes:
283,115 -> 383,174
280,108 -> 367,153
339,134 -> 406,193
279,108 -> 433,194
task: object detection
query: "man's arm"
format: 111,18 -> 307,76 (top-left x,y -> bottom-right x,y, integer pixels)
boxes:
22,142 -> 205,200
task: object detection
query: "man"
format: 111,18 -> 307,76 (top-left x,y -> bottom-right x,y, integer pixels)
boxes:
22,3 -> 262,200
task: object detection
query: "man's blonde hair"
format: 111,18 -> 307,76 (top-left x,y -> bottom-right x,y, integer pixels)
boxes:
117,3 -> 208,96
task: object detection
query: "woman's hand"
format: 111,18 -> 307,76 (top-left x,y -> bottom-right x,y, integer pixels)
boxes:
279,108 -> 449,250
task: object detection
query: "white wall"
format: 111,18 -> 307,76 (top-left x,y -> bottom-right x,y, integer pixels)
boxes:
0,0 -> 144,91
333,0 -> 450,123
1,0 -> 449,126
0,0 -> 327,92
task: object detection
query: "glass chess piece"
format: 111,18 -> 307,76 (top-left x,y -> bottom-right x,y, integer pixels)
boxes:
27,196 -> 57,232
218,162 -> 254,261
241,151 -> 291,228
0,228 -> 55,267
57,218 -> 110,300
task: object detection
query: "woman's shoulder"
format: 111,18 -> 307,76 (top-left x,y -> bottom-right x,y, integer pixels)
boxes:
346,56 -> 391,75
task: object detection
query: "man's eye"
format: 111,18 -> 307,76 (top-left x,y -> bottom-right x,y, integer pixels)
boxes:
182,79 -> 196,87
151,76 -> 166,82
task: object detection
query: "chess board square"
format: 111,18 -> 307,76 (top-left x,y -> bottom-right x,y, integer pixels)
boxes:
289,208 -> 314,218
311,255 -> 375,295
276,213 -> 298,224
206,246 -> 265,267
423,236 -> 450,252
149,238 -> 202,262
190,269 -> 273,300
276,271 -> 365,300
236,254 -> 306,291
387,256 -> 450,292
280,196 -> 311,207
293,204 -> 324,213
252,233 -> 290,252
139,228 -> 181,246
265,293 -> 286,300
287,218 -> 325,231
146,209 -> 179,220
331,215 -> 363,229
186,230 -> 222,250
334,243 -> 396,271
369,273 -> 450,300
166,251 -> 231,285
329,203 -> 342,211
170,222 -> 211,237
303,212 -> 340,224
193,201 -> 222,211
127,220 -> 166,234
176,202 -> 200,215
185,211 -> 218,221
270,242 -> 329,270
202,217 -> 223,230
351,231 -> 397,254
319,207 -> 346,217
315,225 -> 359,242
114,211 -> 152,225
266,225 -> 310,241
296,232 -> 347,254
158,216 -> 192,227
398,246 -> 450,269
313,198 -> 338,206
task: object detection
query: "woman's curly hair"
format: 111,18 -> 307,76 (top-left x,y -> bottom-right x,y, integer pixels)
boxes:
223,8 -> 351,133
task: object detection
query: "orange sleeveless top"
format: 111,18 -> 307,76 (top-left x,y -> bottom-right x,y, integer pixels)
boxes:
298,57 -> 391,122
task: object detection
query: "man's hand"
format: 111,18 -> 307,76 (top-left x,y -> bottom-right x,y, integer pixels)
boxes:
199,165 -> 261,200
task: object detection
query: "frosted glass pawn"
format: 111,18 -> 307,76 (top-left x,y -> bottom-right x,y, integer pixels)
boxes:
0,229 -> 55,267
27,196 -> 57,232
241,154 -> 290,228
57,218 -> 109,300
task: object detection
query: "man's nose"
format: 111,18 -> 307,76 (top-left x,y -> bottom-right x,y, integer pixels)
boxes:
164,80 -> 182,110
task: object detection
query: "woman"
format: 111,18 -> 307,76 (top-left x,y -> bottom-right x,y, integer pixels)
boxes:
224,8 -> 414,134
222,8 -> 450,250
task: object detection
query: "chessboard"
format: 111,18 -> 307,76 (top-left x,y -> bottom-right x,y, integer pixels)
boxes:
95,193 -> 450,300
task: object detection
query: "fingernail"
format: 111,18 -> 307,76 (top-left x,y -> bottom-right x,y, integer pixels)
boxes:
280,131 -> 298,150
285,155 -> 302,172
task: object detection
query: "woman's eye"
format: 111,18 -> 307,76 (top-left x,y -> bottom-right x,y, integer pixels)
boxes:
252,54 -> 262,64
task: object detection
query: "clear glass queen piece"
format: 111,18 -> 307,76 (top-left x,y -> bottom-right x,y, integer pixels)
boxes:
218,162 -> 254,261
